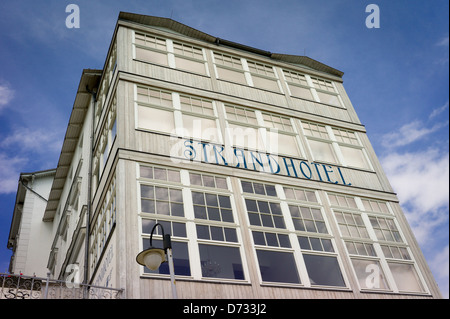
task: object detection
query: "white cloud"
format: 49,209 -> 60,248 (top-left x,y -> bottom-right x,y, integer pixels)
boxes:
381,148 -> 449,216
0,127 -> 63,154
381,148 -> 449,298
381,120 -> 447,148
0,153 -> 26,194
429,101 -> 449,120
0,82 -> 14,111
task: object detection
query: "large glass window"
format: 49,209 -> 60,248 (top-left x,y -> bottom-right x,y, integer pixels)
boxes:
303,254 -> 345,287
351,259 -> 389,290
199,244 -> 245,280
256,250 -> 301,284
142,239 -> 191,276
388,262 -> 424,292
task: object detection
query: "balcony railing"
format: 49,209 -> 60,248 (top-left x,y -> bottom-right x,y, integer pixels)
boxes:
0,272 -> 124,299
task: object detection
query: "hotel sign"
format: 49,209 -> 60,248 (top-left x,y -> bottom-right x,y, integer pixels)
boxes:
178,139 -> 352,186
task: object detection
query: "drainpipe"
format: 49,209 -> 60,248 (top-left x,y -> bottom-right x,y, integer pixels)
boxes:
84,85 -> 97,288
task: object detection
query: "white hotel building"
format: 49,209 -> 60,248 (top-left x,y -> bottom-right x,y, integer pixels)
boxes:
6,12 -> 442,299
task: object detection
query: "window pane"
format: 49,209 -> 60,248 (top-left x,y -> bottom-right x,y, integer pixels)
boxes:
199,244 -> 245,280
266,132 -> 300,157
388,262 -> 424,292
217,67 -> 247,84
256,250 -> 300,284
136,47 -> 168,65
316,91 -> 341,107
252,75 -> 280,92
303,254 -> 345,287
289,84 -> 313,100
340,146 -> 370,169
143,240 -> 190,276
182,115 -> 219,142
351,259 -> 389,290
308,140 -> 337,163
175,56 -> 206,75
138,106 -> 174,134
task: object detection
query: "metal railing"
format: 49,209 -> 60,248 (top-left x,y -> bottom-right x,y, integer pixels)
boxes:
0,272 -> 124,299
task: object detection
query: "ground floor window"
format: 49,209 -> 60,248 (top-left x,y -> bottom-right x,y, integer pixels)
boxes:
199,244 -> 244,280
256,249 -> 301,284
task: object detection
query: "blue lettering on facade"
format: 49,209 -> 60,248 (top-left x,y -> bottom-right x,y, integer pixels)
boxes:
181,139 -> 352,186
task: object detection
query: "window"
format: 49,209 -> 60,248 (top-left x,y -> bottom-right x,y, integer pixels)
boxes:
213,52 -> 247,84
302,122 -> 337,164
199,244 -> 245,280
332,128 -> 370,170
173,41 -> 207,75
140,165 -> 181,183
135,33 -> 168,66
245,199 -> 285,229
225,105 -> 258,125
189,172 -> 228,189
225,105 -> 264,151
225,105 -> 302,157
179,95 -> 220,142
369,216 -> 403,243
142,219 -> 187,238
261,112 -> 301,157
136,86 -> 222,142
192,191 -> 234,223
197,225 -> 238,242
241,180 -> 277,197
387,262 -> 425,292
381,244 -> 411,260
283,187 -> 317,203
310,77 -> 342,107
288,205 -> 327,233
345,241 -> 376,257
136,87 -> 175,134
328,193 -> 358,209
302,254 -> 346,287
247,60 -> 281,92
143,239 -> 191,276
298,236 -> 334,252
256,250 -> 301,284
334,211 -> 370,239
351,259 -> 390,290
361,198 -> 390,214
252,231 -> 291,248
141,185 -> 184,217
90,176 -> 116,271
301,121 -> 372,169
283,70 -> 314,100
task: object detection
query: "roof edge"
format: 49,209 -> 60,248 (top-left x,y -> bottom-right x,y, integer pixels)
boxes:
118,12 -> 343,78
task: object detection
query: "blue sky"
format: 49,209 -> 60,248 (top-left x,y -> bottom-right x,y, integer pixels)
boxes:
0,0 -> 448,297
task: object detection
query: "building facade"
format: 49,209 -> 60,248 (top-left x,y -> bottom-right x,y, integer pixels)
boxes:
7,12 -> 442,299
